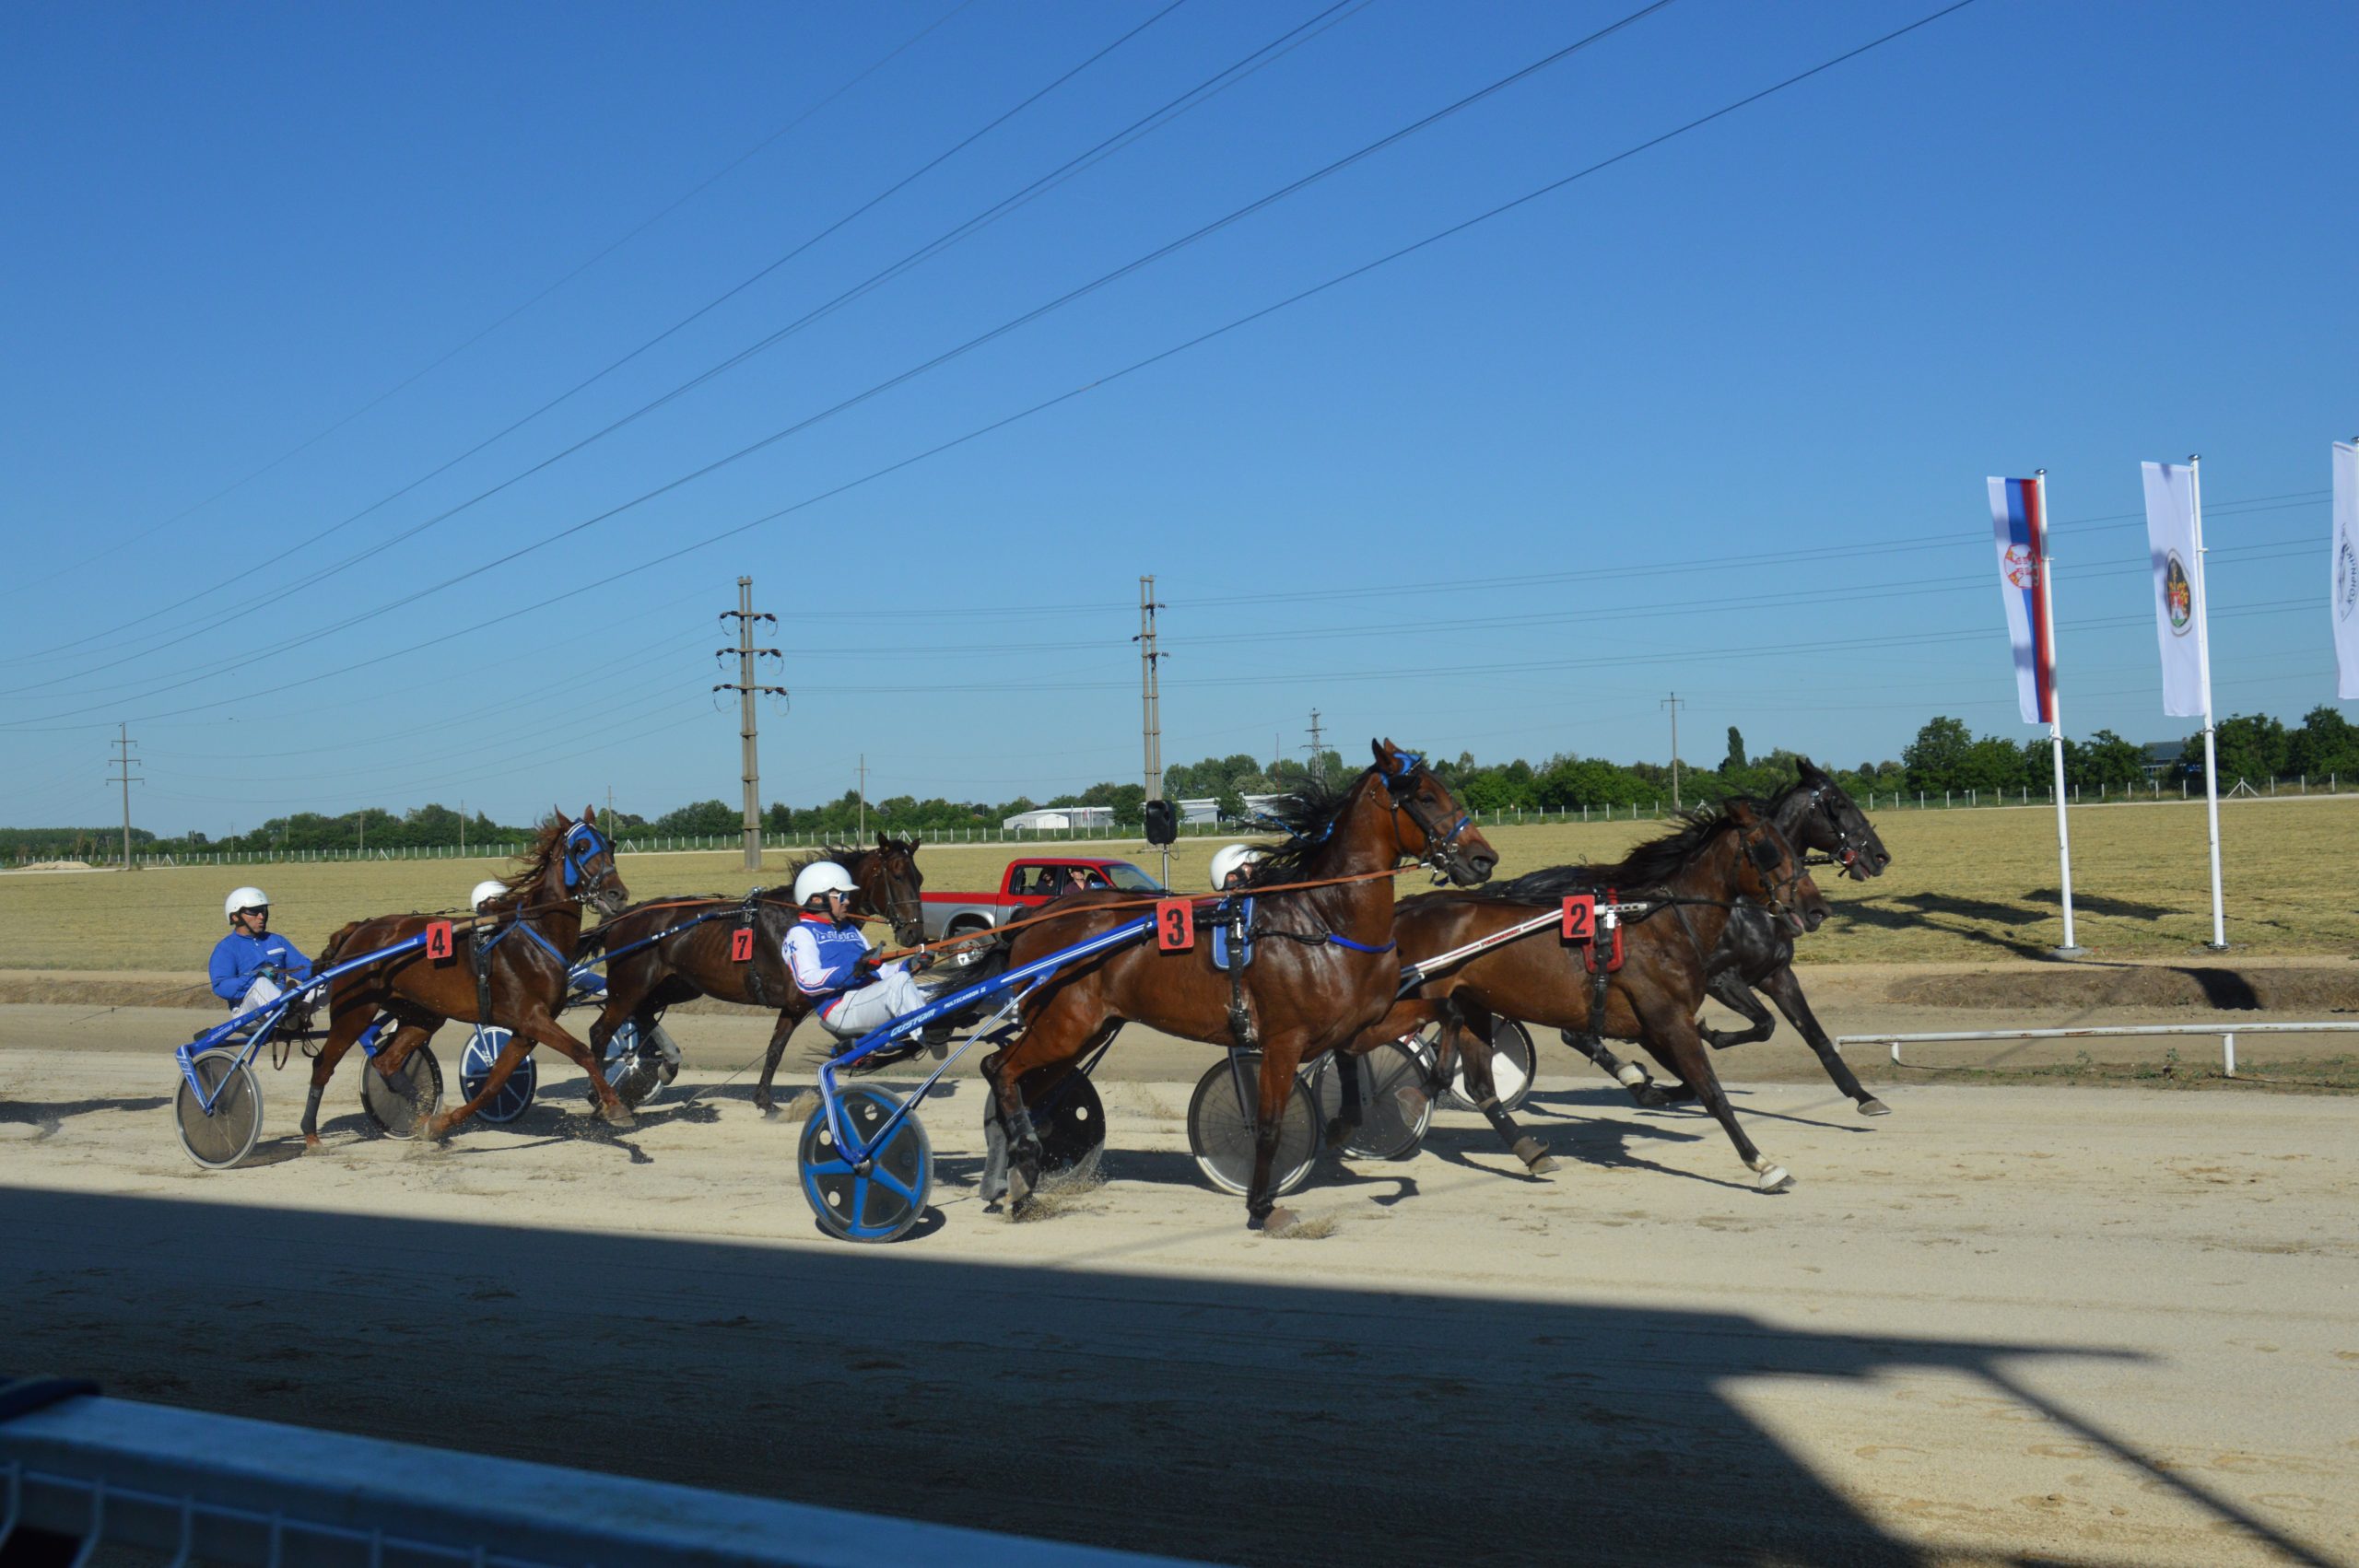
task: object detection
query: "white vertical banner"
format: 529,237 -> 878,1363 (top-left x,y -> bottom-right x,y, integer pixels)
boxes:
2142,461 -> 2208,717
2333,440 -> 2359,699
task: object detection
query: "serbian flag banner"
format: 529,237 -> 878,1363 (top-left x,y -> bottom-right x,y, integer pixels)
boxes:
1988,476 -> 2055,724
2334,441 -> 2359,698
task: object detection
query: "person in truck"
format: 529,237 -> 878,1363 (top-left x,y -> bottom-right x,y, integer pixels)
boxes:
783,860 -> 944,1042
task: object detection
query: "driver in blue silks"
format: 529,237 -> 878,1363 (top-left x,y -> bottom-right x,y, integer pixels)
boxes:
208,885 -> 312,1012
783,861 -> 941,1042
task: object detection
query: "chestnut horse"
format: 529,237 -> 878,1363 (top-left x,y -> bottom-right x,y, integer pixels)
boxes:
303,808 -> 630,1145
577,837 -> 927,1116
1374,800 -> 1827,1192
1561,759 -> 1895,1115
983,740 -> 1496,1233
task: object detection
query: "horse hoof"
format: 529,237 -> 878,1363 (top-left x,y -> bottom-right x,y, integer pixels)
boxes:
301,1136 -> 325,1155
1006,1162 -> 1036,1215
1858,1096 -> 1892,1117
1251,1206 -> 1298,1235
1632,1084 -> 1671,1108
600,1103 -> 637,1129
1755,1164 -> 1793,1193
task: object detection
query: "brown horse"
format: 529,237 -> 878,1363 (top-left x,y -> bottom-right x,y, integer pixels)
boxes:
1371,800 -> 1827,1192
577,837 -> 927,1116
302,808 -> 630,1146
983,740 -> 1496,1233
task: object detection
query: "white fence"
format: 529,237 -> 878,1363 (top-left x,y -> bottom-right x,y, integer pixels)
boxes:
1833,1020 -> 2359,1077
0,1383 -> 1202,1567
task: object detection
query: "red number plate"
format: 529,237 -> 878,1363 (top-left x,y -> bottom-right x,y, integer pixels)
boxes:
426,920 -> 454,961
730,927 -> 755,963
1155,898 -> 1195,953
1560,895 -> 1595,942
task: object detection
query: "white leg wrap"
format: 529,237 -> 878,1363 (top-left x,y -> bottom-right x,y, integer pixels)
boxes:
1614,1062 -> 1646,1088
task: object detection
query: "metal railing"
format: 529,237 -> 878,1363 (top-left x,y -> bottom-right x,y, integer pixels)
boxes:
1833,1020 -> 2359,1077
0,1386 -> 1204,1568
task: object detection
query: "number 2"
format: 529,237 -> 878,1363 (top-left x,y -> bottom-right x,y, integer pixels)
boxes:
1560,895 -> 1594,942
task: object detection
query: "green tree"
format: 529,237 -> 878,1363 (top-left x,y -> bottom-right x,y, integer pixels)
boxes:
1902,717 -> 1974,794
1723,726 -> 1746,770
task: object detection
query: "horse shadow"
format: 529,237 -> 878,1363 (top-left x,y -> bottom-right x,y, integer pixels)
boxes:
1832,892 -> 2055,958
0,1094 -> 170,1141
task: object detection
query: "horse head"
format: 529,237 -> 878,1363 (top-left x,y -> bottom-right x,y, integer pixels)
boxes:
1788,757 -> 1890,880
1724,799 -> 1826,936
556,804 -> 630,917
861,833 -> 927,947
1372,737 -> 1496,888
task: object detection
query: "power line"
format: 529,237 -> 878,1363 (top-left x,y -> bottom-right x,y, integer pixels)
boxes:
7,3 -> 977,603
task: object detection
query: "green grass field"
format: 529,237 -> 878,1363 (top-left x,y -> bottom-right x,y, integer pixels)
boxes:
3,794 -> 2353,973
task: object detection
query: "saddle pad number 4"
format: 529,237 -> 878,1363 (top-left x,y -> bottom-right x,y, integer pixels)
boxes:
1560,895 -> 1595,942
426,920 -> 455,961
1156,898 -> 1196,953
730,927 -> 756,963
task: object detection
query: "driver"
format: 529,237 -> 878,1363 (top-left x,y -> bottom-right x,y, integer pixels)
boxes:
1209,844 -> 1265,892
783,861 -> 942,1041
207,886 -> 312,1012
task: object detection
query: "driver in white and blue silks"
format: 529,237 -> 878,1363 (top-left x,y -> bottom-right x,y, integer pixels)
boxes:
784,861 -> 940,1041
208,885 -> 312,1012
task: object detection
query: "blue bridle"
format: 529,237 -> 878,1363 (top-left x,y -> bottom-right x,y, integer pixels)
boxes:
561,820 -> 613,895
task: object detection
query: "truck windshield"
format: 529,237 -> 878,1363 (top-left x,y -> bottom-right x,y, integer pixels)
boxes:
1102,863 -> 1162,893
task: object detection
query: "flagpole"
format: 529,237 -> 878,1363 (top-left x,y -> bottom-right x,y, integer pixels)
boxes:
2035,470 -> 2082,956
2189,454 -> 2227,949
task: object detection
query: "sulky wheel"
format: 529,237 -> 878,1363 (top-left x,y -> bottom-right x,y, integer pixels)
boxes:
1186,1052 -> 1320,1199
800,1085 -> 933,1243
174,1048 -> 264,1170
360,1042 -> 443,1138
1447,1017 -> 1537,1115
459,1026 -> 536,1125
1312,1038 -> 1434,1161
1020,1064 -> 1107,1179
588,1020 -> 666,1111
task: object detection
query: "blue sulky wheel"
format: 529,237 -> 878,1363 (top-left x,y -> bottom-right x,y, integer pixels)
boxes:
459,1025 -> 536,1125
800,1085 -> 932,1243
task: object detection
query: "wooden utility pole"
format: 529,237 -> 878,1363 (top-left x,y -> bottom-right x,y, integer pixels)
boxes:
716,577 -> 784,871
107,723 -> 141,869
857,755 -> 868,840
1661,693 -> 1685,811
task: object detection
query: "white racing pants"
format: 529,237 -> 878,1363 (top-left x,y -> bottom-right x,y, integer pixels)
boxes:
236,974 -> 286,1013
815,963 -> 938,1040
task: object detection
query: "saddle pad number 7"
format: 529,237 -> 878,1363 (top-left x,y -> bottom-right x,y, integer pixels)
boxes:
1156,898 -> 1196,953
1560,895 -> 1595,942
731,927 -> 756,963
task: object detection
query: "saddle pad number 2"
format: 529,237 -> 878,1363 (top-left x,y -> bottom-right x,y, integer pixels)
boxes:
1560,895 -> 1595,942
1156,898 -> 1196,952
731,927 -> 756,963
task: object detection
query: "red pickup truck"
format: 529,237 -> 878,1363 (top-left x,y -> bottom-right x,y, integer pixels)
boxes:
919,856 -> 1168,954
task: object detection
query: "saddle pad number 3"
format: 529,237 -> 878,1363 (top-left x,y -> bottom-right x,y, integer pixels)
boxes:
731,927 -> 756,963
1560,895 -> 1595,942
1156,898 -> 1195,952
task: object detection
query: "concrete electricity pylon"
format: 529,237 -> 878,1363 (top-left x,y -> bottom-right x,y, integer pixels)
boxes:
716,577 -> 786,871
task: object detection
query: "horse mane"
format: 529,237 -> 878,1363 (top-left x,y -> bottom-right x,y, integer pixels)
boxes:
490,814 -> 571,902
1487,798 -> 1762,900
784,845 -> 863,879
1239,769 -> 1363,887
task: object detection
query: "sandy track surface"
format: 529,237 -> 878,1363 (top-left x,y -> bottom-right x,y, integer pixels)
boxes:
5,1009 -> 2355,1568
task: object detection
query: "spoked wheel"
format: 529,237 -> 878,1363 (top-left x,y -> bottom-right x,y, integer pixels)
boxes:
1311,1038 -> 1435,1161
1186,1052 -> 1320,1199
800,1085 -> 933,1243
174,1048 -> 263,1170
1447,1018 -> 1537,1114
589,1020 -> 666,1111
360,1043 -> 443,1137
459,1026 -> 536,1125
1020,1064 -> 1107,1178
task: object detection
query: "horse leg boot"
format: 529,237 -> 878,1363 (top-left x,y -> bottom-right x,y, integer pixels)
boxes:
1447,1002 -> 1554,1174
1324,1050 -> 1365,1151
1760,965 -> 1888,1117
299,1015 -> 369,1150
1562,1028 -> 1671,1106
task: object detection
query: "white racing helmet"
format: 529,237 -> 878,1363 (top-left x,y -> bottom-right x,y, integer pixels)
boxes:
793,861 -> 858,907
225,885 -> 269,919
470,880 -> 507,912
1208,844 -> 1265,890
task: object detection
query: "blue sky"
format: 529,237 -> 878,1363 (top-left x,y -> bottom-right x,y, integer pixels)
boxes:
3,0 -> 2353,833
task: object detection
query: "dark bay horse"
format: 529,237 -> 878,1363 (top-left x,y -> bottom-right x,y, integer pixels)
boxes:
1376,800 -> 1826,1192
1561,759 -> 1895,1115
983,740 -> 1496,1234
304,808 -> 629,1145
577,837 -> 927,1116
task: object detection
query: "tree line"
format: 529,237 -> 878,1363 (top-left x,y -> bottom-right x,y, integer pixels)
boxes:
10,708 -> 2356,861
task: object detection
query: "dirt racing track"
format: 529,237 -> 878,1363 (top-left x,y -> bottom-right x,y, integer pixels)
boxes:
3,1006 -> 2354,1568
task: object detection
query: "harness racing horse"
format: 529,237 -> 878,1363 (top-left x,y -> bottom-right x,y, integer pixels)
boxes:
1379,800 -> 1827,1192
982,740 -> 1496,1234
304,809 -> 630,1146
581,837 -> 927,1117
1562,759 -> 1895,1116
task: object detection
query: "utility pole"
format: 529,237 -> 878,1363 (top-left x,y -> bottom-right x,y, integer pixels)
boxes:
1661,693 -> 1684,812
1133,576 -> 1168,885
716,576 -> 784,872
1304,708 -> 1325,783
460,801 -> 465,857
107,723 -> 141,870
857,755 -> 868,841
